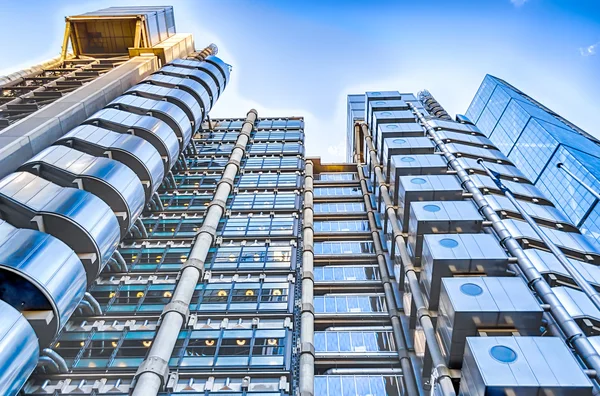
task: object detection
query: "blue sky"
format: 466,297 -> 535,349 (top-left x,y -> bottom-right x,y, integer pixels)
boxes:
1,0 -> 598,161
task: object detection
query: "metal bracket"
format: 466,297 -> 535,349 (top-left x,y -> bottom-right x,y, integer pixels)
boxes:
162,299 -> 190,322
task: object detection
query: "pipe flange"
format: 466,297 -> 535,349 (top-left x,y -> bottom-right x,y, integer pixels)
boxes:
300,342 -> 315,356
182,257 -> 204,271
242,120 -> 255,131
208,198 -> 227,212
302,269 -> 314,281
198,223 -> 218,236
227,157 -> 242,169
217,176 -> 235,188
162,300 -> 190,322
234,141 -> 248,151
135,356 -> 170,386
301,302 -> 315,314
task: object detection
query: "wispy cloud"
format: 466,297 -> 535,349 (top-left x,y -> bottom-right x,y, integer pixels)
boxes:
579,42 -> 600,57
510,0 -> 529,7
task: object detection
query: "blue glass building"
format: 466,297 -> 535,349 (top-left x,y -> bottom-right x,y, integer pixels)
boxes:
466,75 -> 600,244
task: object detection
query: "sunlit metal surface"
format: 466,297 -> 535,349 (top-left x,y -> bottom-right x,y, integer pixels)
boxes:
143,74 -> 211,114
20,145 -> 145,236
56,124 -> 164,200
204,55 -> 231,86
168,58 -> 225,94
0,172 -> 120,282
107,95 -> 192,150
0,300 -> 39,396
84,108 -> 179,173
157,65 -> 219,106
0,220 -> 86,341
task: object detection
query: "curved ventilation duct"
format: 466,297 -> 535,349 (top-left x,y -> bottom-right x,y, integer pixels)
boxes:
418,89 -> 452,120
0,46 -> 229,395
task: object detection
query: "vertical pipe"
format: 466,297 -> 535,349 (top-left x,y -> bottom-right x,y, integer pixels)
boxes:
357,122 -> 455,395
355,158 -> 420,396
131,109 -> 258,396
408,102 -> 600,384
299,160 -> 315,396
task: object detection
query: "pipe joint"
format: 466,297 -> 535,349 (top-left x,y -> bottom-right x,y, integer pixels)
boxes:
135,356 -> 170,388
300,342 -> 315,357
162,300 -> 190,322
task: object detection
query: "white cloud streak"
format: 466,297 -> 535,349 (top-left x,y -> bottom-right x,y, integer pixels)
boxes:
579,42 -> 600,57
510,0 -> 529,7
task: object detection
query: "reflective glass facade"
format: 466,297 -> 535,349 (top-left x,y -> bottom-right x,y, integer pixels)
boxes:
467,74 -> 600,244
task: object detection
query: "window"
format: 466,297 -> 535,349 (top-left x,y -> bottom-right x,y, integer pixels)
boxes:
248,142 -> 303,155
316,173 -> 357,181
314,294 -> 387,313
142,216 -> 203,239
314,241 -> 374,255
120,246 -> 191,273
158,193 -> 214,211
220,216 -> 296,237
172,174 -> 222,190
314,202 -> 365,214
244,156 -> 302,170
231,192 -> 298,211
239,173 -> 299,189
314,330 -> 396,354
314,187 -> 361,197
314,375 -> 404,396
196,142 -> 234,155
314,265 -> 380,281
194,282 -> 291,313
314,220 -> 369,232
186,156 -> 229,170
253,130 -> 303,141
205,243 -> 293,271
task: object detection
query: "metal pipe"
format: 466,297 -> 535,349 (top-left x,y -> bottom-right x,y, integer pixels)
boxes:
324,368 -> 404,375
357,122 -> 454,396
131,109 -> 257,396
77,300 -> 94,316
113,251 -> 127,272
479,159 -> 600,312
355,156 -> 420,396
299,160 -> 315,396
41,348 -> 68,374
408,102 -> 600,384
129,223 -> 142,239
136,217 -> 149,239
37,356 -> 60,374
84,292 -> 103,316
558,163 -> 600,201
153,192 -> 164,211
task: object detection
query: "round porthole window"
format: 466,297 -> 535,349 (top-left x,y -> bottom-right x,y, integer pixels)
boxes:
381,111 -> 392,116
460,283 -> 483,296
385,124 -> 399,129
423,204 -> 441,212
375,101 -> 386,105
372,92 -> 382,96
439,238 -> 459,248
401,157 -> 415,162
411,177 -> 427,185
393,139 -> 406,144
490,345 -> 518,363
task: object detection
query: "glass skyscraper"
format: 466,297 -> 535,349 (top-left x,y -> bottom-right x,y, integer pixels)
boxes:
2,5 -> 600,396
466,74 -> 600,245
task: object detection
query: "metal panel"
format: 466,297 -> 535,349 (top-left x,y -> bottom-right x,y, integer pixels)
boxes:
420,234 -> 507,311
388,154 -> 448,206
436,130 -> 496,149
56,124 -> 164,200
107,95 -> 192,150
371,110 -> 416,148
376,123 -> 425,158
204,55 -> 230,87
469,174 -> 552,205
396,175 -> 463,232
367,99 -> 409,133
460,337 -> 592,395
382,137 -> 434,180
437,277 -> 543,368
408,201 -> 484,265
143,74 -> 211,113
20,145 -> 145,236
168,59 -> 225,95
525,249 -> 600,288
126,83 -> 203,130
503,219 -> 600,261
427,119 -> 483,135
0,172 -> 120,283
0,220 -> 86,342
456,157 -> 529,183
445,142 -> 510,164
0,300 -> 39,396
483,194 -> 576,231
158,66 -> 219,106
553,286 -> 600,325
84,108 -> 179,174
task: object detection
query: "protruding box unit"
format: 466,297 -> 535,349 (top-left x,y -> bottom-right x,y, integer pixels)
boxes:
396,175 -> 463,232
382,136 -> 434,179
460,337 -> 592,395
376,122 -> 425,157
437,277 -> 543,367
420,234 -> 508,310
407,201 -> 484,265
388,154 -> 448,206
553,286 -> 600,335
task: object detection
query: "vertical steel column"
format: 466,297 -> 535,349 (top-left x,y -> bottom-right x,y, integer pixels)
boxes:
131,109 -> 258,396
299,160 -> 315,396
356,158 -> 420,396
408,102 -> 600,384
357,122 -> 455,396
